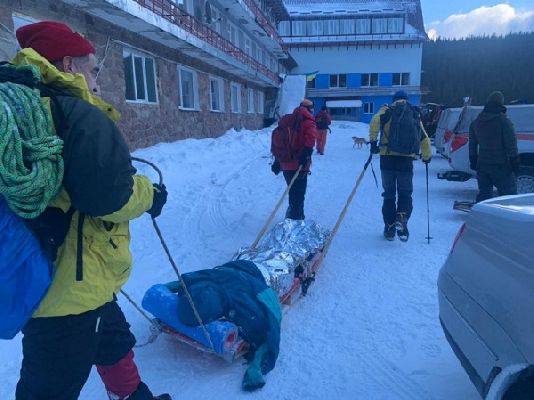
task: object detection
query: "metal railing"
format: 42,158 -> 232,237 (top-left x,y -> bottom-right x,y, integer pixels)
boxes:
133,0 -> 280,83
241,0 -> 285,48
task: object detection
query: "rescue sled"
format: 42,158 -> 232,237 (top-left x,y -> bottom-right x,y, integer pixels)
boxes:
142,219 -> 330,361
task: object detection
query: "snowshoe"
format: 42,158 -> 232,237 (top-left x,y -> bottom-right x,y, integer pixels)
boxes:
383,223 -> 396,241
453,200 -> 475,213
395,213 -> 409,242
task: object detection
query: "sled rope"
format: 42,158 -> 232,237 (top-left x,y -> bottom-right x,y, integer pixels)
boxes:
132,157 -> 216,353
119,289 -> 162,347
251,165 -> 303,249
0,80 -> 64,218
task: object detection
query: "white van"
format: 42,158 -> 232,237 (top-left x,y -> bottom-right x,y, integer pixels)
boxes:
438,105 -> 534,194
434,107 -> 462,157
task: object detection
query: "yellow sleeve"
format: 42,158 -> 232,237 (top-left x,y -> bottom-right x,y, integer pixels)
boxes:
419,121 -> 432,161
101,175 -> 154,223
369,106 -> 387,142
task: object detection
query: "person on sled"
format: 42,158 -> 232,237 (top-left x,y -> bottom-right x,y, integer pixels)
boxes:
12,21 -> 169,400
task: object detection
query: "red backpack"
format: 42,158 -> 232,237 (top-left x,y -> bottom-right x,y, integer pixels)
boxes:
271,113 -> 302,162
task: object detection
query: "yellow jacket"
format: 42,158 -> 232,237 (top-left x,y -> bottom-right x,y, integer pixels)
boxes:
369,101 -> 432,161
12,49 -> 154,317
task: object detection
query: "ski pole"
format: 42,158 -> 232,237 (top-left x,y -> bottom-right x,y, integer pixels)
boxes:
251,165 -> 303,249
316,153 -> 373,265
425,162 -> 432,244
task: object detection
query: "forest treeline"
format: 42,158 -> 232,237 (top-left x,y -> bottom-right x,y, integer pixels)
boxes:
421,32 -> 534,106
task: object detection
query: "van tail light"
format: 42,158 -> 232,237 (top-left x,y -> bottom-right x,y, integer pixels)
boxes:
450,136 -> 468,153
451,223 -> 466,254
444,130 -> 453,143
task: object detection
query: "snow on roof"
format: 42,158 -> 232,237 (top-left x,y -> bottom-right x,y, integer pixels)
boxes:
282,0 -> 426,36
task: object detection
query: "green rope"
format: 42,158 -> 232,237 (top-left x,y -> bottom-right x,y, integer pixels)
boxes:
0,80 -> 64,218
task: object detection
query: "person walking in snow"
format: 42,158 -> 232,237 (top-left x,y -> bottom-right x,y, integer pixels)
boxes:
13,21 -> 169,400
368,91 -> 432,242
469,91 -> 519,203
271,99 -> 317,220
315,105 -> 331,155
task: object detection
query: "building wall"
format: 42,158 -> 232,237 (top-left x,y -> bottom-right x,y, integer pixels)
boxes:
0,0 -> 271,150
290,45 -> 423,85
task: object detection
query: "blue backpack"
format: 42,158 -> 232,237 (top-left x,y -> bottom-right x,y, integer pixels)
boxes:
0,197 -> 52,339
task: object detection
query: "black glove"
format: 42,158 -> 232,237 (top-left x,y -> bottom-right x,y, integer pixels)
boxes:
370,140 -> 380,154
422,157 -> 431,164
271,160 -> 281,175
509,156 -> 520,174
469,156 -> 477,171
299,147 -> 313,167
147,183 -> 168,218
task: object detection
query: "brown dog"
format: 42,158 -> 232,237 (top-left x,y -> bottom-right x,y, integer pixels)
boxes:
352,136 -> 369,149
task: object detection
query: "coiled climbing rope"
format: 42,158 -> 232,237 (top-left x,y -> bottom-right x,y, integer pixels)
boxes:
0,80 -> 64,218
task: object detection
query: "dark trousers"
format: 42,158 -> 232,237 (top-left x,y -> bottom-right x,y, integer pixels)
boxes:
476,164 -> 517,202
380,156 -> 414,225
283,170 -> 308,220
16,300 -> 151,400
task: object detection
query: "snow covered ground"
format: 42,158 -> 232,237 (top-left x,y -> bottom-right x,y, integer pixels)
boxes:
0,121 -> 481,399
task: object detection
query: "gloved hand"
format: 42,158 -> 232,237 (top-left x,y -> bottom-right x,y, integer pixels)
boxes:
469,156 -> 477,171
147,183 -> 168,218
299,147 -> 313,167
271,160 -> 281,175
370,140 -> 380,154
509,156 -> 520,174
422,157 -> 431,164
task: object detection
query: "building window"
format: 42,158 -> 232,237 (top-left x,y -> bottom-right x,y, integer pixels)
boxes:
278,21 -> 290,36
323,19 -> 339,35
307,76 -> 316,89
291,20 -> 306,36
355,18 -> 371,34
388,17 -> 404,33
123,49 -> 158,103
209,76 -> 224,112
329,74 -> 347,88
258,91 -> 264,114
340,19 -> 355,34
308,20 -> 323,36
245,38 -> 251,56
361,73 -> 379,87
247,88 -> 255,113
364,102 -> 374,114
178,67 -> 199,110
372,18 -> 388,34
231,82 -> 241,113
393,73 -> 410,86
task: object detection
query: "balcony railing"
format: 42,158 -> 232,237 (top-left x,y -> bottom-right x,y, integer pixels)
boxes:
241,0 -> 285,48
133,0 -> 279,83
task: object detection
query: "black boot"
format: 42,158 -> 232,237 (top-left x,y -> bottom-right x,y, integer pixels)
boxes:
395,212 -> 409,242
383,223 -> 396,241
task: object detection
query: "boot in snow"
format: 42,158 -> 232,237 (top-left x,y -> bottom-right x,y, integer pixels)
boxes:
383,223 -> 396,241
395,213 -> 409,242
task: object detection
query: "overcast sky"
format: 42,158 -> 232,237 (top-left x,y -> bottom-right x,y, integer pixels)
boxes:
420,1 -> 534,39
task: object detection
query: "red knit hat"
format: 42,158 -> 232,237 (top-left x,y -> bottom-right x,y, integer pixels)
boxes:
16,21 -> 96,63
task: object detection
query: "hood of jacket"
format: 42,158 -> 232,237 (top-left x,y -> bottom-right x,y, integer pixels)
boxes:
478,102 -> 507,122
11,48 -> 120,122
293,105 -> 315,121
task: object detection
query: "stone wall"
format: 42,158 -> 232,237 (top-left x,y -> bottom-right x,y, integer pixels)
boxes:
1,0 -> 273,150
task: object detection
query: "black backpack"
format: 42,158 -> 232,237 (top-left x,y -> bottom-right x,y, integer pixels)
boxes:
380,102 -> 422,155
316,113 -> 329,130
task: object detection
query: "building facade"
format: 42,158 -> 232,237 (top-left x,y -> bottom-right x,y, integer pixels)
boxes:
278,0 -> 427,123
0,0 -> 295,149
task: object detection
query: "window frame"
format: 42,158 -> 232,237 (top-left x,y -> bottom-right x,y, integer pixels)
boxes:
231,82 -> 242,113
123,49 -> 158,104
392,72 -> 410,86
361,73 -> 379,87
329,74 -> 347,88
363,102 -> 375,114
178,66 -> 199,111
257,91 -> 264,114
209,75 -> 225,112
247,88 -> 255,113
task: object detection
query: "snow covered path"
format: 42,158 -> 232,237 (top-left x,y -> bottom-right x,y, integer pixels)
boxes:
0,122 -> 480,399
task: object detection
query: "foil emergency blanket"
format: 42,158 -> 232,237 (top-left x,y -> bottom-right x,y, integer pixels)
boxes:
234,219 -> 330,296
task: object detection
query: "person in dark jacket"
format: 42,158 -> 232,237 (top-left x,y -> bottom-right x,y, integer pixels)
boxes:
13,21 -> 169,400
271,99 -> 317,220
315,106 -> 331,155
469,91 -> 519,202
